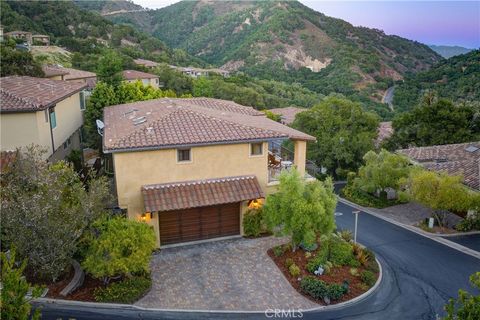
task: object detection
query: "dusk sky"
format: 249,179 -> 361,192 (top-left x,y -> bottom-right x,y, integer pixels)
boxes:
132,1 -> 480,48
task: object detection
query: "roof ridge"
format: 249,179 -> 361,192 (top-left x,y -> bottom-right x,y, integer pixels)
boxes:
143,175 -> 256,189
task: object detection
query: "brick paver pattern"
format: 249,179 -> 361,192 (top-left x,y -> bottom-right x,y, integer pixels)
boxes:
135,237 -> 318,311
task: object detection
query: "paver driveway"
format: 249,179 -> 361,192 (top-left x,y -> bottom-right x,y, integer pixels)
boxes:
135,237 -> 318,311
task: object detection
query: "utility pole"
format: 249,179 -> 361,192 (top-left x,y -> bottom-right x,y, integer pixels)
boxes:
353,210 -> 360,244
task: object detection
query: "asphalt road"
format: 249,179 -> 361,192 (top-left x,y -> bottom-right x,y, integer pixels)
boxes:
445,234 -> 480,252
35,201 -> 479,320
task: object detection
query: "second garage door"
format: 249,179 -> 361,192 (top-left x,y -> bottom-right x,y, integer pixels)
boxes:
159,202 -> 240,245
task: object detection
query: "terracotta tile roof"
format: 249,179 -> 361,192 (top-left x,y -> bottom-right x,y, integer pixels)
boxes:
269,107 -> 306,125
62,67 -> 96,81
142,175 -> 264,212
398,142 -> 480,190
0,150 -> 17,173
376,121 -> 394,145
122,70 -> 158,80
0,76 -> 87,113
103,98 -> 315,152
134,58 -> 159,68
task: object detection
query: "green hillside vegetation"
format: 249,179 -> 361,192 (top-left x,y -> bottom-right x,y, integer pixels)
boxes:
111,0 -> 441,118
393,50 -> 480,113
73,0 -> 143,15
429,45 -> 473,59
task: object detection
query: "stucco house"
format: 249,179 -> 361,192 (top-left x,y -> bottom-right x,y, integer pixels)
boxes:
169,65 -> 230,78
133,58 -> 159,69
122,70 -> 160,89
103,98 -> 315,247
269,107 -> 306,125
0,76 -> 87,161
43,65 -> 97,90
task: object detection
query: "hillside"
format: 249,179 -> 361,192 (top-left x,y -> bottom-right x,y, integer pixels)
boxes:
429,45 -> 474,59
0,0 -> 204,69
73,0 -> 144,16
393,50 -> 480,113
109,0 -> 442,118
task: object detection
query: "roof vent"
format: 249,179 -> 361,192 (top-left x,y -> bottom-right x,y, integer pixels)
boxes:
465,146 -> 479,153
146,127 -> 154,134
124,109 -> 138,118
133,118 -> 147,126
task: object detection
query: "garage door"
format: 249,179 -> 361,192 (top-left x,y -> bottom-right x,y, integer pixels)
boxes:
159,202 -> 240,245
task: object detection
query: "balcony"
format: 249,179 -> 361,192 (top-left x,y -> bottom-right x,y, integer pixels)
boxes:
268,140 -> 319,183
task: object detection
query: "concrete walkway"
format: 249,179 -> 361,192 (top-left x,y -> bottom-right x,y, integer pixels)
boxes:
136,237 -> 318,311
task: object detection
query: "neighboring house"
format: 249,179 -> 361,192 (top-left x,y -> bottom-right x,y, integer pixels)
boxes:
42,65 -> 97,90
32,34 -> 50,45
269,107 -> 306,125
376,121 -> 394,146
169,65 -> 230,78
398,142 -> 480,190
122,70 -> 160,89
103,97 -> 315,247
0,76 -> 87,162
134,58 -> 159,69
4,30 -> 32,44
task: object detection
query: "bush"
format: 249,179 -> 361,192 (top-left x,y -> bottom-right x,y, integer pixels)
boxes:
338,230 -> 353,242
455,213 -> 480,232
300,276 -> 347,301
349,268 -> 359,276
289,263 -> 301,277
360,270 -> 376,287
82,217 -> 156,284
273,245 -> 285,257
94,276 -> 151,303
243,209 -> 263,237
285,258 -> 294,268
329,238 -> 359,267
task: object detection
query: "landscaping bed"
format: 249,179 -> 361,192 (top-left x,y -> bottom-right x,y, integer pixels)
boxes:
268,232 -> 379,305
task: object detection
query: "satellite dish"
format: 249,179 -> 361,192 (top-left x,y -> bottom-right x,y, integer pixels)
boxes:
96,119 -> 105,136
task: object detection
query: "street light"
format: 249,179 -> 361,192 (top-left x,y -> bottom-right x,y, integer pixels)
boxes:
353,210 -> 360,243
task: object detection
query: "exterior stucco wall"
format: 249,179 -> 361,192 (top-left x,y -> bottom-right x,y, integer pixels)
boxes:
51,93 -> 83,155
125,78 -> 159,89
1,112 -> 40,151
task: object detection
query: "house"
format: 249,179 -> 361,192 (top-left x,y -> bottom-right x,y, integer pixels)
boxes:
42,65 -> 97,90
4,30 -> 32,44
398,142 -> 480,190
134,58 -> 159,69
169,65 -> 230,78
122,70 -> 160,88
269,107 -> 306,125
32,34 -> 50,46
103,98 -> 315,247
0,76 -> 87,162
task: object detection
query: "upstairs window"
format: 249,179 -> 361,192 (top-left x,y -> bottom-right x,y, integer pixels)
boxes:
177,148 -> 191,162
49,108 -> 57,129
80,91 -> 86,110
250,143 -> 263,156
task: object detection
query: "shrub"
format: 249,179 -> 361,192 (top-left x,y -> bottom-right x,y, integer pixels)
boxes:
285,258 -> 294,268
243,208 -> 264,237
360,270 -> 376,287
349,268 -> 359,276
94,276 -> 151,304
338,230 -> 353,242
289,263 -> 301,277
356,250 -> 370,267
455,213 -> 480,232
273,245 -> 285,257
300,276 -> 347,301
329,238 -> 358,267
366,259 -> 380,273
444,272 -> 480,320
82,217 -> 156,284
305,252 -> 312,259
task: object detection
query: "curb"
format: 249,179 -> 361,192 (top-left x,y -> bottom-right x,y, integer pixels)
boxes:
337,197 -> 480,260
35,254 -> 383,314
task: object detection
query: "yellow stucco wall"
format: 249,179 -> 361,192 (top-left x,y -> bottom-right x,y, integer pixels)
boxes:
0,92 -> 83,160
125,78 -> 159,89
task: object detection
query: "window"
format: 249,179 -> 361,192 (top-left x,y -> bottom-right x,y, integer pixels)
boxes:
177,149 -> 191,162
250,143 -> 263,156
79,91 -> 86,110
155,78 -> 159,84
142,79 -> 149,86
63,141 -> 68,150
49,108 -> 57,129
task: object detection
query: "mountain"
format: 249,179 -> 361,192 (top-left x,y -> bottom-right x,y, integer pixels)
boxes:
107,0 -> 442,118
393,50 -> 480,113
73,0 -> 144,16
0,0 -> 204,69
429,45 -> 474,59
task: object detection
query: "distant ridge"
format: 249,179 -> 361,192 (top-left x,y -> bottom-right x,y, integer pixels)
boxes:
429,45 -> 474,59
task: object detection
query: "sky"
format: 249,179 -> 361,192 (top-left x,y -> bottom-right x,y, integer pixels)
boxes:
132,1 -> 480,48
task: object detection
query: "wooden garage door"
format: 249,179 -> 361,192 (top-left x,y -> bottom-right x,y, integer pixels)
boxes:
159,203 -> 240,245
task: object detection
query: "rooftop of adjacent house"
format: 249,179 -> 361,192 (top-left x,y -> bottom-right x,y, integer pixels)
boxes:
398,142 -> 480,190
376,121 -> 394,145
269,107 -> 307,125
0,76 -> 87,113
122,70 -> 158,81
103,98 -> 315,153
133,58 -> 159,68
42,65 -> 96,80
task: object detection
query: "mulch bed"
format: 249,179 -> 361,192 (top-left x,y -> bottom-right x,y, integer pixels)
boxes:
267,243 -> 379,305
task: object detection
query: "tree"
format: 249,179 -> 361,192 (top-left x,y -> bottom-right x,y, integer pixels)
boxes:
263,168 -> 337,249
1,146 -> 110,281
353,149 -> 412,195
0,41 -> 44,77
82,217 -> 156,284
0,248 -> 42,320
385,96 -> 480,149
292,95 -> 379,178
406,170 -> 472,227
444,272 -> 480,320
96,50 -> 123,87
